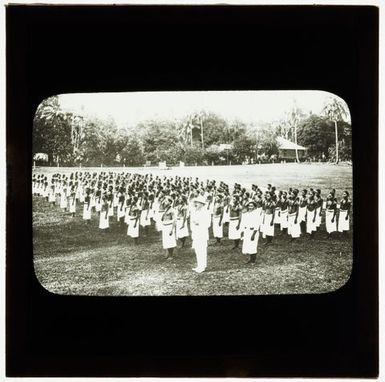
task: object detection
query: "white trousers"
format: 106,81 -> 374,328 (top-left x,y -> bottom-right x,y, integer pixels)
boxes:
193,240 -> 207,271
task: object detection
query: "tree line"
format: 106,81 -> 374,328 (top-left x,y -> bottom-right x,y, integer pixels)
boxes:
33,95 -> 351,167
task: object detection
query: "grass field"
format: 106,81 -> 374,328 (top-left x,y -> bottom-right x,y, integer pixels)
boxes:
33,163 -> 353,296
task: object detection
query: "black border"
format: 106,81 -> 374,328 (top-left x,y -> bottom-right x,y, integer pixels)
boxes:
6,5 -> 378,377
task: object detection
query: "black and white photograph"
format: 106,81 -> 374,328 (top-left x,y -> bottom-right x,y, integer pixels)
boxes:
7,3 -> 378,378
32,90 -> 353,296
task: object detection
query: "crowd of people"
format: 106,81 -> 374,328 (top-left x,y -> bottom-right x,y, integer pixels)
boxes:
32,170 -> 352,273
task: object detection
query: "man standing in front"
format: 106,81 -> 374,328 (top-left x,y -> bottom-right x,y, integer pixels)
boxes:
190,195 -> 210,273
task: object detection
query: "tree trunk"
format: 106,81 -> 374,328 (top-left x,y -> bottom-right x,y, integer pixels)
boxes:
334,120 -> 339,164
294,125 -> 299,163
200,117 -> 204,149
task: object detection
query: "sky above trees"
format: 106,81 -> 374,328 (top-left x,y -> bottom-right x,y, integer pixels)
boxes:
57,90 -> 351,129
33,93 -> 351,167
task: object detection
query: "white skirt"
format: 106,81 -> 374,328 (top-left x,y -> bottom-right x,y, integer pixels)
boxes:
274,208 -> 281,224
83,204 -> 91,220
280,210 -> 288,229
148,207 -> 155,220
108,204 -> 114,217
48,192 -> 56,203
255,208 -> 263,230
242,228 -> 260,254
212,215 -> 223,238
222,208 -> 230,224
262,213 -> 274,237
60,195 -> 67,209
306,210 -> 317,233
162,223 -> 177,249
325,210 -> 337,233
140,209 -> 151,227
117,205 -> 126,220
124,209 -> 130,224
155,211 -> 164,232
298,206 -> 307,222
95,199 -> 102,212
228,219 -> 241,240
127,217 -> 139,238
99,211 -> 109,229
288,213 -> 301,238
176,218 -> 189,238
338,210 -> 350,232
69,200 -> 76,213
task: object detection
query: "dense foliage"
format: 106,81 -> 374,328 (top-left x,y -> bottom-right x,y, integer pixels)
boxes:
33,96 -> 352,166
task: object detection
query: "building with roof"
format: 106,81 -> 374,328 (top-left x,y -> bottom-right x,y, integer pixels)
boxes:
276,136 -> 307,161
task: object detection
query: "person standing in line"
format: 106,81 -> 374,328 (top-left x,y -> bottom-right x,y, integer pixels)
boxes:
176,195 -> 189,248
161,196 -> 177,259
212,194 -> 224,244
48,182 -> 56,206
60,182 -> 68,212
228,195 -> 242,250
82,190 -> 92,224
99,196 -> 110,232
69,190 -> 77,217
124,196 -> 131,226
147,192 -> 155,225
205,193 -> 214,229
140,194 -> 152,235
314,189 -> 323,230
241,200 -> 261,264
279,192 -> 289,234
190,195 -> 210,273
107,189 -> 114,218
254,189 -> 264,231
117,189 -> 126,225
127,196 -> 140,244
274,190 -> 282,231
338,191 -> 351,237
95,189 -> 102,216
287,191 -> 300,242
221,193 -> 231,228
298,189 -> 308,234
262,191 -> 275,245
325,192 -> 337,238
306,191 -> 317,239
155,191 -> 166,232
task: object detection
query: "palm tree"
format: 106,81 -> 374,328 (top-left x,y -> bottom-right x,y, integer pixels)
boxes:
322,96 -> 349,164
284,104 -> 303,163
177,117 -> 193,147
35,96 -> 70,166
69,114 -> 86,164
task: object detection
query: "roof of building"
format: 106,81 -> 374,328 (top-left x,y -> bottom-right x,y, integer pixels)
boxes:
276,136 -> 307,151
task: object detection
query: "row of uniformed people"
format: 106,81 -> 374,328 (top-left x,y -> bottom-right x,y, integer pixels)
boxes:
34,172 -> 351,241
33,171 -> 351,270
33,172 -> 351,242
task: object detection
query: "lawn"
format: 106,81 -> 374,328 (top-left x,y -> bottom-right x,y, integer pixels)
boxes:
33,163 -> 353,296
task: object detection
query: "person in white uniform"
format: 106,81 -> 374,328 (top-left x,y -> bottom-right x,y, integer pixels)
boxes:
161,197 -> 177,259
325,193 -> 337,238
241,200 -> 261,264
190,195 -> 210,273
175,195 -> 189,248
338,191 -> 351,237
212,194 -> 224,244
287,191 -> 301,241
